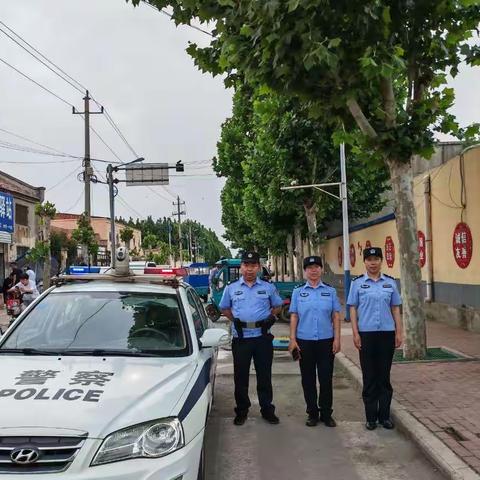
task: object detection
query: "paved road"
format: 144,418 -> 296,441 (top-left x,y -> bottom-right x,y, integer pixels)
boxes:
205,320 -> 444,480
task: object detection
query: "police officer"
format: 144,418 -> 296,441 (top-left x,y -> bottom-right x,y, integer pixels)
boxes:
347,247 -> 403,430
219,251 -> 283,426
288,256 -> 341,427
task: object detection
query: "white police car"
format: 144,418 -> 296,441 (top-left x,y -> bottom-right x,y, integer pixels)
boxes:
0,272 -> 228,479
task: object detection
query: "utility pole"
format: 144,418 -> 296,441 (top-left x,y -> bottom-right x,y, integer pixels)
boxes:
73,90 -> 104,219
172,196 -> 186,266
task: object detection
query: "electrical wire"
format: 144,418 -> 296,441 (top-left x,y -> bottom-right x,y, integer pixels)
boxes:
142,1 -> 214,37
0,126 -> 69,155
0,20 -> 87,92
64,189 -> 84,213
0,22 -> 85,94
46,165 -> 82,192
0,56 -> 74,107
0,21 -> 137,165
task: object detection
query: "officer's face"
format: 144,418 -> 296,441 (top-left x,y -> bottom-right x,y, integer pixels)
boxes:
304,264 -> 322,281
364,256 -> 382,274
241,262 -> 260,281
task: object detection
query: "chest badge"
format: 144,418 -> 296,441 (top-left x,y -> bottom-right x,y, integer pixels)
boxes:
234,291 -> 243,296
300,292 -> 309,297
382,284 -> 393,288
321,292 -> 331,297
361,284 -> 370,289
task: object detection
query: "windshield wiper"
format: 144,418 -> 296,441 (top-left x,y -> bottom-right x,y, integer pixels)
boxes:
58,349 -> 164,357
0,348 -> 61,356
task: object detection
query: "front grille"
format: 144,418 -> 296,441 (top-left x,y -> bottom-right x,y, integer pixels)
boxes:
0,435 -> 86,474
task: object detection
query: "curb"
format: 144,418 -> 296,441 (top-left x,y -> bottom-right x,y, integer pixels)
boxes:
336,352 -> 480,480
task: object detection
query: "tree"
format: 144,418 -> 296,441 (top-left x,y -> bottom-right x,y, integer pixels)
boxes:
128,0 -> 480,358
28,201 -> 57,289
120,226 -> 135,249
71,214 -> 98,264
50,231 -> 77,270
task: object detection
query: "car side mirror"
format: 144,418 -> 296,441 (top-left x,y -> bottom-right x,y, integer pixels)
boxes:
200,328 -> 229,348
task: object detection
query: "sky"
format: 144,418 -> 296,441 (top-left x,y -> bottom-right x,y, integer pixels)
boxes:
0,1 -> 479,249
0,0 -> 232,241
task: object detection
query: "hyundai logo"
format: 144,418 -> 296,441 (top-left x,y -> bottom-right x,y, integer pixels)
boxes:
10,447 -> 40,465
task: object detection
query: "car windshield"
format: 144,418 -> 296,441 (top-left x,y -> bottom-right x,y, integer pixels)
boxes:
1,291 -> 188,356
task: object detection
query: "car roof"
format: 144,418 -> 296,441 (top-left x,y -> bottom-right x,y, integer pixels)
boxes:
50,274 -> 189,295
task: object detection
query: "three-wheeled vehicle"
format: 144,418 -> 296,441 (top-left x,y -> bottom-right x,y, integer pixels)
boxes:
206,258 -> 302,322
184,262 -> 210,301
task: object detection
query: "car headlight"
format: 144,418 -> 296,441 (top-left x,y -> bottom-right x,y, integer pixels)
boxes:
91,417 -> 184,466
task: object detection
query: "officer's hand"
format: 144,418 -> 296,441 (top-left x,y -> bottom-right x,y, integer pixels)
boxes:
353,333 -> 362,350
395,331 -> 403,348
288,339 -> 299,354
332,337 -> 341,354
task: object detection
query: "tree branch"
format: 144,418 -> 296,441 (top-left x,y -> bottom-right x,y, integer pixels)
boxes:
380,76 -> 397,128
346,98 -> 378,138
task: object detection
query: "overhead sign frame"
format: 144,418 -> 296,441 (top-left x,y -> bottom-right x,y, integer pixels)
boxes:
125,163 -> 169,186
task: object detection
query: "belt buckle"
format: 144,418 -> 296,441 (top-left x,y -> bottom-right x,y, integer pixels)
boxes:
245,321 -> 256,328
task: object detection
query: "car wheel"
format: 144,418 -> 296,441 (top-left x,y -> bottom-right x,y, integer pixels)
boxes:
197,440 -> 206,480
279,304 -> 290,323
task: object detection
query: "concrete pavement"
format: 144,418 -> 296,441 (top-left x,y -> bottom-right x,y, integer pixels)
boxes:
205,320 -> 443,480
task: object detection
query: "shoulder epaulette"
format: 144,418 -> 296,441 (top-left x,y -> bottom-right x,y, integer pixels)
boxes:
352,276 -> 363,282
383,274 -> 395,280
323,281 -> 332,287
294,283 -> 306,289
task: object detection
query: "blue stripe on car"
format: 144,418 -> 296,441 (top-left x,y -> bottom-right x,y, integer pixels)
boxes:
178,358 -> 212,421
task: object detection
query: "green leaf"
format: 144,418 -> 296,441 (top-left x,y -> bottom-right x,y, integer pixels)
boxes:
328,38 -> 341,48
287,0 -> 300,13
218,0 -> 235,6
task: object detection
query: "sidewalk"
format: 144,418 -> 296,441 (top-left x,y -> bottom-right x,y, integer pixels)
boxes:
339,319 -> 480,479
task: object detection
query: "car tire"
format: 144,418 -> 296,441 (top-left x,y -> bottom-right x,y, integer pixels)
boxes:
197,440 -> 206,480
279,304 -> 290,323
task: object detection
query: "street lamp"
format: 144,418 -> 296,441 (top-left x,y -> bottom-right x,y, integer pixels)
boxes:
281,143 -> 351,321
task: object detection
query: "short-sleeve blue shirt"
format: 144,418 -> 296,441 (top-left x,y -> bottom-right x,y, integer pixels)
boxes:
346,273 -> 402,332
289,281 -> 341,340
219,277 -> 283,338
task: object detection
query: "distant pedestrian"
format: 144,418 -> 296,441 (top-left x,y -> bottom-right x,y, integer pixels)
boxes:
347,247 -> 403,431
25,265 -> 36,284
2,272 -> 15,305
288,256 -> 341,427
219,251 -> 283,426
9,261 -> 22,284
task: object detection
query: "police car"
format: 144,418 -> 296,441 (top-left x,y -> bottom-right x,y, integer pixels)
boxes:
0,254 -> 228,479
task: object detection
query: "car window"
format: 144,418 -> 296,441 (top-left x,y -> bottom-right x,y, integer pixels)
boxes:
1,291 -> 189,356
229,267 -> 240,282
216,269 -> 226,290
186,289 -> 205,339
191,290 -> 209,331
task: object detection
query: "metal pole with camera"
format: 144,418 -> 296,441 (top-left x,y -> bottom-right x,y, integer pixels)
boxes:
106,159 -> 185,270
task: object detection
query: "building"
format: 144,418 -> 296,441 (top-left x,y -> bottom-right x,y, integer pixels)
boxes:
0,170 -> 45,282
51,213 -> 142,264
319,143 -> 480,332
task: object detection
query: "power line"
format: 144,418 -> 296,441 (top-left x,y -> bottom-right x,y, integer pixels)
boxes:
142,1 -> 213,37
0,126 -> 69,155
0,56 -> 74,107
46,165 -> 82,192
0,22 -> 85,94
64,189 -> 84,213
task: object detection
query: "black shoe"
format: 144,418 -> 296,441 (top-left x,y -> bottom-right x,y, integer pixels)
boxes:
365,421 -> 377,430
306,416 -> 319,427
262,412 -> 280,424
233,414 -> 247,426
380,419 -> 395,429
322,417 -> 337,427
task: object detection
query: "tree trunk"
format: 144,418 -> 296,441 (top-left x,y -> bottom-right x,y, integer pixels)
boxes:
303,199 -> 319,255
280,253 -> 285,282
43,218 -> 51,289
294,224 -> 304,281
387,158 -> 426,359
287,233 -> 295,281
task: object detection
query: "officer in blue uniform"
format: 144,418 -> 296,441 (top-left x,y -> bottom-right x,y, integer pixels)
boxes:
219,251 -> 283,426
347,247 -> 403,431
288,256 -> 342,427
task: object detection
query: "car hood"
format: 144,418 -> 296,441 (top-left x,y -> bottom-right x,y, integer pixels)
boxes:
0,355 -> 197,438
